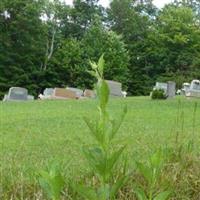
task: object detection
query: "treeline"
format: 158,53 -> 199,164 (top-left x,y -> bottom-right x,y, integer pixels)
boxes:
0,0 -> 200,98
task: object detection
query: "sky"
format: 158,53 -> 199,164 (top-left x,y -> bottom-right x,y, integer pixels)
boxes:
62,0 -> 173,8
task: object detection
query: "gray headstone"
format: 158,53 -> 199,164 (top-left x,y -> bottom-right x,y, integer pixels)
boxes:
28,95 -> 34,100
8,87 -> 28,100
154,82 -> 168,93
106,80 -> 123,97
167,81 -> 176,98
43,88 -> 54,96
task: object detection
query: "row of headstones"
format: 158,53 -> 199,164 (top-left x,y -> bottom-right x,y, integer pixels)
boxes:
4,80 -> 199,101
153,79 -> 200,98
2,80 -> 126,101
39,87 -> 95,100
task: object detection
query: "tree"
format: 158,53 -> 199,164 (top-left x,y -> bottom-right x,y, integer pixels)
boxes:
41,0 -> 64,71
0,0 -> 46,97
64,0 -> 105,38
173,0 -> 200,16
82,17 -> 130,89
155,5 -> 200,87
109,0 -> 157,95
47,38 -> 86,89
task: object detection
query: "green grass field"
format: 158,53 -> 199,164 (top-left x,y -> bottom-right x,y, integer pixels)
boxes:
1,97 -> 200,199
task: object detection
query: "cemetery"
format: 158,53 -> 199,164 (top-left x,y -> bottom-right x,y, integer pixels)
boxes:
3,80 -> 126,101
1,0 -> 200,199
1,55 -> 200,200
2,79 -> 200,103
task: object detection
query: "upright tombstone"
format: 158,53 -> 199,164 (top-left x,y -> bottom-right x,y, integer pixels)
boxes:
181,83 -> 190,95
106,80 -> 123,97
84,89 -> 96,98
53,88 -> 77,99
44,88 -> 54,97
154,82 -> 168,94
167,81 -> 176,98
67,87 -> 83,98
3,87 -> 28,101
152,81 -> 176,99
186,80 -> 200,98
38,88 -> 54,100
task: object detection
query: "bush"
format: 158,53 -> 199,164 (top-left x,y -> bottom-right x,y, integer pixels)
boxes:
151,89 -> 167,100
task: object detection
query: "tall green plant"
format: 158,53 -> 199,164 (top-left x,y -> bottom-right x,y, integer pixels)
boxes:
135,150 -> 170,200
75,55 -> 128,200
38,163 -> 65,200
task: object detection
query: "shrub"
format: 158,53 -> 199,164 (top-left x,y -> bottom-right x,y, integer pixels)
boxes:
151,89 -> 167,100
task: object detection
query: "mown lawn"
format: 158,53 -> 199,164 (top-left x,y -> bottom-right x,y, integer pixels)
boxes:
0,97 -> 200,199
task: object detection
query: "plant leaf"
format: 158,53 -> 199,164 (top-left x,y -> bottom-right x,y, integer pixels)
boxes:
107,146 -> 126,176
135,187 -> 148,200
136,162 -> 152,184
97,54 -> 105,78
73,184 -> 98,200
97,80 -> 110,111
83,147 -> 106,177
110,176 -> 129,199
154,191 -> 171,200
38,164 -> 64,200
110,105 -> 127,140
97,184 -> 110,200
83,117 -> 104,145
150,150 -> 163,169
89,60 -> 98,70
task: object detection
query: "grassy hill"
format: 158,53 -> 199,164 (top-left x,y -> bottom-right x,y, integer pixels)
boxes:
0,97 -> 200,199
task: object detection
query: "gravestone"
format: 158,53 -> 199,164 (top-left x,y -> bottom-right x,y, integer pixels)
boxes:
4,87 -> 28,101
106,80 -> 123,97
53,88 -> 77,99
154,82 -> 168,93
152,81 -> 176,98
67,87 -> 83,98
84,89 -> 96,98
181,83 -> 190,95
186,80 -> 200,98
44,88 -> 54,97
167,81 -> 176,98
38,88 -> 54,100
28,95 -> 34,100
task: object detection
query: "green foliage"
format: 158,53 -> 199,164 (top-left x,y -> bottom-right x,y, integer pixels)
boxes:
0,0 -> 47,97
135,150 -> 171,200
108,0 -> 157,95
155,5 -> 200,84
109,0 -> 200,95
82,18 -> 130,88
38,163 -> 65,200
74,55 -> 128,200
151,89 -> 167,100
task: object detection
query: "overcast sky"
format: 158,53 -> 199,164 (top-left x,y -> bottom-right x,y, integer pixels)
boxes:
62,0 -> 173,8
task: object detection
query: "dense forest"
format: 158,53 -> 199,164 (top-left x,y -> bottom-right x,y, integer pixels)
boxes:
0,0 -> 200,98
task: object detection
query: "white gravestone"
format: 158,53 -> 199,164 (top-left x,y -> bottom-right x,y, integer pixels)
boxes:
106,80 -> 123,97
3,87 -> 28,101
